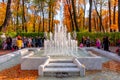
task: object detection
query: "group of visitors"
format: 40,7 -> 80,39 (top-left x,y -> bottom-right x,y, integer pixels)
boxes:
79,36 -> 97,48
79,36 -> 110,50
2,36 -> 45,50
79,36 -> 91,48
1,35 -> 120,56
79,36 -> 120,56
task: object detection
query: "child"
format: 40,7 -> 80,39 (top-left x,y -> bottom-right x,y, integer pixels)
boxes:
96,38 -> 101,49
116,46 -> 120,56
79,42 -> 83,48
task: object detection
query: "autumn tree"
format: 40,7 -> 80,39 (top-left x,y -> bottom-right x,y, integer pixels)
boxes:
88,0 -> 92,32
108,0 -> 112,28
93,0 -> 105,32
65,0 -> 74,31
71,0 -> 79,31
113,0 -> 117,24
0,0 -> 12,31
118,0 -> 120,31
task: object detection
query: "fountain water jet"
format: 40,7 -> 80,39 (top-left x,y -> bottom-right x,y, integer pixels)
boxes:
44,25 -> 78,57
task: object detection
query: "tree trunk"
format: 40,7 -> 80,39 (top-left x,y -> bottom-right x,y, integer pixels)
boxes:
42,12 -> 44,32
118,0 -> 120,32
94,17 -> 96,30
41,8 -> 44,32
108,0 -> 112,27
0,0 -> 12,31
88,0 -> 92,32
33,15 -> 36,32
16,0 -> 20,32
71,0 -> 79,31
51,7 -> 54,32
48,1 -> 52,32
94,0 -> 105,32
113,0 -> 116,24
96,17 -> 99,31
66,0 -> 74,31
83,0 -> 86,29
22,0 -> 26,32
38,12 -> 41,32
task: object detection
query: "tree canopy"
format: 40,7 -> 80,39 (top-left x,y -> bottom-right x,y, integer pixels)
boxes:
0,0 -> 120,32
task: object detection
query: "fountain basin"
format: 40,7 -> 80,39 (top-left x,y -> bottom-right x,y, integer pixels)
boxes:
20,48 -> 102,77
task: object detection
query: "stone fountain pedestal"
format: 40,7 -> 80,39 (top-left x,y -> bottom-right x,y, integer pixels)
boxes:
38,58 -> 86,77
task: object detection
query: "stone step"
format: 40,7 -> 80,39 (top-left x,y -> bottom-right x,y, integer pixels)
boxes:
44,72 -> 80,77
44,67 -> 80,72
49,59 -> 73,63
46,63 -> 77,68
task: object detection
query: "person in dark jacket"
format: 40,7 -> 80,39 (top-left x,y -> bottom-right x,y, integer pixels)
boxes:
6,37 -> 12,50
86,36 -> 90,47
35,36 -> 39,47
104,36 -> 110,51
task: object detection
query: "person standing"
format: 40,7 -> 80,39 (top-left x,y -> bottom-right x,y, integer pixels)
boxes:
104,36 -> 110,51
32,37 -> 36,47
16,37 -> 23,49
35,36 -> 39,47
81,36 -> 86,46
79,42 -> 83,48
38,37 -> 42,47
96,38 -> 101,49
86,36 -> 90,47
6,36 -> 12,50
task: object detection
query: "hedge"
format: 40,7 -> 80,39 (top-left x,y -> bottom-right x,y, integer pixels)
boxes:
17,32 -> 44,38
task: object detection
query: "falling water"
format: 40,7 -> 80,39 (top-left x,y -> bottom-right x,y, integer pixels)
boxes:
44,0 -> 78,57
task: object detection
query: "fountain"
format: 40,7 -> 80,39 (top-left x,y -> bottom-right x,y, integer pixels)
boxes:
44,25 -> 78,57
20,0 -> 102,78
0,0 -> 120,79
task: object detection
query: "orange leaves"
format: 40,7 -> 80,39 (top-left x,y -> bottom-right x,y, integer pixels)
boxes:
0,2 -> 6,14
0,65 -> 38,80
103,60 -> 120,72
111,24 -> 118,30
0,2 -> 6,25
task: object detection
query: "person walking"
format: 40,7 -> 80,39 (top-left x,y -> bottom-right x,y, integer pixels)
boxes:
96,38 -> 101,49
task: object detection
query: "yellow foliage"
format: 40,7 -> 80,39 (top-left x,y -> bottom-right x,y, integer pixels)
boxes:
111,24 -> 118,30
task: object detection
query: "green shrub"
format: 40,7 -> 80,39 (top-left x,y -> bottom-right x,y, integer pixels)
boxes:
6,32 -> 17,37
0,32 -> 2,35
17,32 -> 44,38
